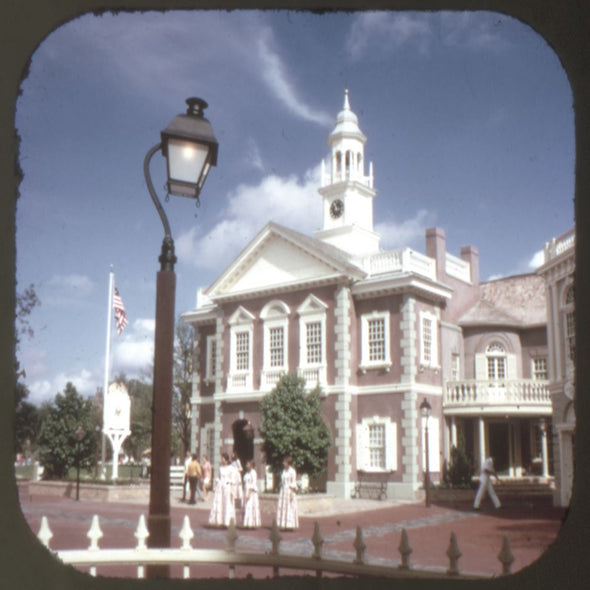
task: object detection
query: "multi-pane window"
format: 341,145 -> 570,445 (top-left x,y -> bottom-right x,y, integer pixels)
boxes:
206,336 -> 217,380
532,357 -> 548,380
269,326 -> 284,368
368,423 -> 386,469
487,343 -> 506,380
422,317 -> 433,365
368,318 -> 386,362
451,353 -> 460,380
306,321 -> 322,364
235,331 -> 250,371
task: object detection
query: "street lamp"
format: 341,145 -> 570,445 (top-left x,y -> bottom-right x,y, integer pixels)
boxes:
420,397 -> 432,507
144,98 -> 218,578
75,425 -> 86,501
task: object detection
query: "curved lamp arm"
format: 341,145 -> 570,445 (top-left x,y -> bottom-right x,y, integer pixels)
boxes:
144,142 -> 177,271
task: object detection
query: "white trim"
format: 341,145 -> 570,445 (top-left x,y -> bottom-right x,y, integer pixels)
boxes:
359,311 -> 392,370
356,416 -> 397,472
297,295 -> 328,387
205,335 -> 217,382
227,307 -> 254,393
260,300 -> 290,390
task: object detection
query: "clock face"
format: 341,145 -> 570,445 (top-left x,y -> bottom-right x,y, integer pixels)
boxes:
330,199 -> 344,219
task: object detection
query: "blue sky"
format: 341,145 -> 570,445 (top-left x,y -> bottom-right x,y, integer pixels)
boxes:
15,10 -> 574,404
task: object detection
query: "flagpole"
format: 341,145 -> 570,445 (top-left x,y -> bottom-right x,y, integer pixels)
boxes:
101,266 -> 115,479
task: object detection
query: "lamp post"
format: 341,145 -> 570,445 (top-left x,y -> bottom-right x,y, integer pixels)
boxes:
420,398 -> 432,507
75,425 -> 86,501
144,97 -> 218,578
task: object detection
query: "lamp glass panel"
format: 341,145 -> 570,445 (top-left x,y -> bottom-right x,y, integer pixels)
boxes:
167,138 -> 209,185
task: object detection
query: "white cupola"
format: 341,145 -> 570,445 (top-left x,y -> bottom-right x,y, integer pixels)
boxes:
315,90 -> 380,256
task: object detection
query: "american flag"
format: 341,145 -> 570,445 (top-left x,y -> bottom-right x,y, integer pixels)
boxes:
113,288 -> 128,335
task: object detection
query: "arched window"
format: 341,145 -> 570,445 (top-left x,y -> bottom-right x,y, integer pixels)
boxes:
260,300 -> 290,390
486,343 -> 506,380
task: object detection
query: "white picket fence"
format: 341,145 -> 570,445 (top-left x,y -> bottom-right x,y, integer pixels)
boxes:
37,514 -> 516,579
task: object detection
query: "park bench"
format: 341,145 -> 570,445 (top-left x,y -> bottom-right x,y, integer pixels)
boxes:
351,470 -> 393,501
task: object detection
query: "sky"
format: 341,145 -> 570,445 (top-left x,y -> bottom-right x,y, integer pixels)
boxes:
15,10 -> 574,405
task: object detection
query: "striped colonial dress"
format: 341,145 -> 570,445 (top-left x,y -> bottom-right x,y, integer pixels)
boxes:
276,466 -> 298,530
242,469 -> 261,528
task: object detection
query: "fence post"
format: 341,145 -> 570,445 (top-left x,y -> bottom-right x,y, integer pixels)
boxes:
87,515 -> 103,577
446,532 -> 462,576
269,518 -> 282,577
180,515 -> 194,579
498,536 -> 514,575
354,526 -> 366,565
398,528 -> 412,570
134,514 -> 149,578
312,521 -> 324,577
37,516 -> 53,549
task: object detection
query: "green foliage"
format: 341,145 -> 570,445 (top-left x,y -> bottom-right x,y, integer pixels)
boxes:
446,436 -> 475,488
115,376 -> 152,462
37,383 -> 99,479
259,373 -> 332,488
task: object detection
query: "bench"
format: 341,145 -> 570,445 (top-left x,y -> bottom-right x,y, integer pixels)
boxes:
170,465 -> 185,489
351,470 -> 393,501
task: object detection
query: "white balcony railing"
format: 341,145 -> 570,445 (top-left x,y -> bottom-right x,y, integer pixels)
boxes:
227,372 -> 252,393
261,369 -> 286,391
544,227 -> 575,262
444,379 -> 550,409
355,248 -> 437,281
298,366 -> 326,388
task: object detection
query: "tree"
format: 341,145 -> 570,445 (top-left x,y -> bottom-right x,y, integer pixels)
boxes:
446,434 -> 475,488
122,376 -> 153,462
37,383 -> 98,479
173,318 -> 193,457
259,373 -> 332,488
14,284 -> 40,454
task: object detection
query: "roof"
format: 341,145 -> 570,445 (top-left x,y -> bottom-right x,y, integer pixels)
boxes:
459,273 -> 546,328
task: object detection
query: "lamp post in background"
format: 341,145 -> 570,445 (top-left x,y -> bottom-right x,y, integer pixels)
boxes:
75,425 -> 86,501
420,397 -> 432,508
144,98 -> 218,578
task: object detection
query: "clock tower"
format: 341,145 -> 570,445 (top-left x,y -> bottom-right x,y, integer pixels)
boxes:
315,90 -> 380,256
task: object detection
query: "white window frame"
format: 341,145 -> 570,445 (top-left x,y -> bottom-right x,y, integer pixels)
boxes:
297,295 -> 328,387
360,311 -> 392,370
419,311 -> 439,368
486,342 -> 506,381
356,416 -> 397,472
532,357 -> 548,381
205,335 -> 217,382
227,306 -> 255,392
261,300 -> 290,390
562,284 -> 575,363
451,353 -> 460,381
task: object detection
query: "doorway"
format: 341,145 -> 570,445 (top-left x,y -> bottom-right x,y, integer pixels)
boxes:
232,419 -> 254,469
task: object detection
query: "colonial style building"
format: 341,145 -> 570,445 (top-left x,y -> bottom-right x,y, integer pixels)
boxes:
538,228 -> 575,507
182,91 -> 552,500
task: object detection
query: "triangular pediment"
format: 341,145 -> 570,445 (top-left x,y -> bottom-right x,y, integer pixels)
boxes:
206,223 -> 364,300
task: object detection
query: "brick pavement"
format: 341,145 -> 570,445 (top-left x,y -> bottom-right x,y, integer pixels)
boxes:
18,485 -> 565,579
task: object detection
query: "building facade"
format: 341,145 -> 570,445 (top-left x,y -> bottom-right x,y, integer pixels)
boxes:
182,92 -> 552,500
538,228 -> 575,507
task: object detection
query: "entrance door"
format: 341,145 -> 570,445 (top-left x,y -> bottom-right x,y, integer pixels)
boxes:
488,422 -> 510,474
232,419 -> 254,469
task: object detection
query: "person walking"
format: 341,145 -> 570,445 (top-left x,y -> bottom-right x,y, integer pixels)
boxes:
181,451 -> 191,502
201,455 -> 212,500
208,453 -> 236,527
276,456 -> 298,530
242,461 -> 261,529
186,454 -> 203,505
474,456 -> 502,510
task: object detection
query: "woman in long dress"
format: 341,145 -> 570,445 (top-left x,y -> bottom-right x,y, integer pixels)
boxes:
276,456 -> 298,530
208,453 -> 236,527
242,461 -> 261,529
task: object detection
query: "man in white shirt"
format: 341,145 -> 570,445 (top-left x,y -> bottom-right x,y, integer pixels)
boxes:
474,456 -> 502,510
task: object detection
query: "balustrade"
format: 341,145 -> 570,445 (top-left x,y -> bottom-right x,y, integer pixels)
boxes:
444,379 -> 550,408
37,514 -> 516,579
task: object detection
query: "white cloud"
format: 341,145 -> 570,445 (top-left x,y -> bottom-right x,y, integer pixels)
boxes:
528,249 -> 545,269
177,165 -> 322,271
28,368 -> 97,404
43,273 -> 94,306
439,12 -> 511,53
347,13 -> 432,60
112,318 -> 155,376
257,28 -> 332,126
375,209 -> 437,250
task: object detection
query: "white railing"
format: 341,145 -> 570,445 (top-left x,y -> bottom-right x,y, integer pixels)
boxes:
227,372 -> 252,392
37,514 -> 516,579
544,227 -> 575,262
355,248 -> 437,281
445,253 -> 471,283
444,379 -> 550,408
261,369 -> 285,390
298,366 -> 326,388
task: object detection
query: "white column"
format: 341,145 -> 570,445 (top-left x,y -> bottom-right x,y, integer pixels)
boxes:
478,417 -> 486,469
541,420 -> 549,478
450,417 -> 457,448
508,421 -> 515,477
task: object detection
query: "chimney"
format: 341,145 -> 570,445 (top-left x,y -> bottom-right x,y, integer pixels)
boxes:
460,245 -> 479,286
426,227 -> 446,281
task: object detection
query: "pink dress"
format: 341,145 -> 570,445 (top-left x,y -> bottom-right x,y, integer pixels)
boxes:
276,466 -> 298,529
208,464 -> 236,527
242,469 -> 261,528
